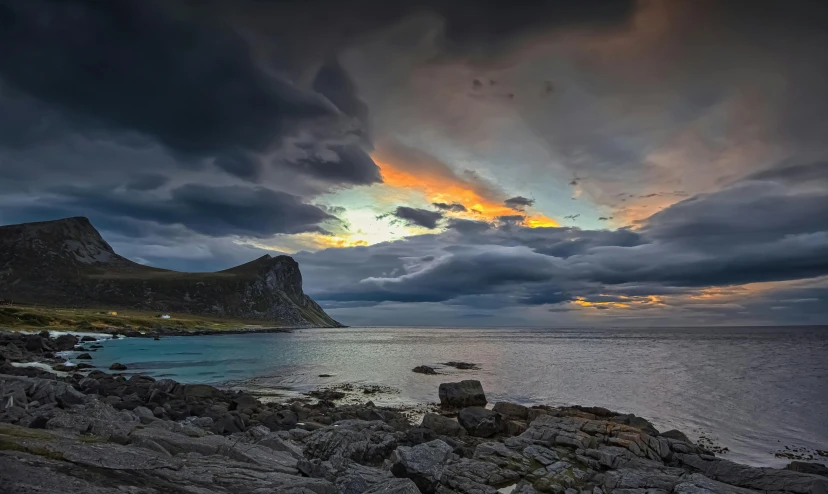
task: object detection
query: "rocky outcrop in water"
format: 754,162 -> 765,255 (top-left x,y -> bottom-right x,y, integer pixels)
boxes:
0,341 -> 826,494
0,217 -> 340,327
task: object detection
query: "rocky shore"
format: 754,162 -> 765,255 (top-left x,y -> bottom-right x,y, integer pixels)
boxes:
1,331 -> 827,494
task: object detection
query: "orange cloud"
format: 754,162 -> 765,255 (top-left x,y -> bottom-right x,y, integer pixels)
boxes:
572,294 -> 665,311
373,141 -> 558,227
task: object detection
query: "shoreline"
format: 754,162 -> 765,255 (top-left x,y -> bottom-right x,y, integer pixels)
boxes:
6,328 -> 827,467
2,329 -> 827,494
1,304 -> 343,338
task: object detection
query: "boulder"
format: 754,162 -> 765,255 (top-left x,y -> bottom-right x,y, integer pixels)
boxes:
504,419 -> 528,436
212,414 -> 245,434
458,407 -> 502,437
413,365 -> 438,375
438,380 -> 486,408
80,336 -> 97,342
261,410 -> 298,430
390,439 -> 454,493
421,413 -> 466,436
132,406 -> 156,424
493,401 -> 529,419
109,363 -> 127,371
54,334 -> 79,351
24,336 -> 44,352
661,429 -> 691,442
0,343 -> 23,361
76,353 -> 92,360
229,393 -> 260,410
181,383 -> 219,399
23,376 -> 86,407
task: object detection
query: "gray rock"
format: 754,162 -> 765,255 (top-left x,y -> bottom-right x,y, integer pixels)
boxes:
46,400 -> 140,438
661,429 -> 691,442
108,362 -> 127,371
333,460 -> 397,493
0,450 -> 128,494
391,439 -> 454,493
129,426 -> 299,473
493,401 -> 529,419
1,379 -> 28,411
422,413 -> 467,436
363,478 -> 422,493
474,441 -> 532,474
787,461 -> 828,478
257,432 -> 305,459
414,365 -> 439,374
0,343 -> 23,361
504,419 -> 528,436
442,457 -> 521,494
132,405 -> 155,424
439,380 -> 487,408
585,446 -> 635,469
24,336 -> 44,352
303,420 -> 401,465
677,454 -> 828,494
261,409 -> 299,430
604,467 -> 685,491
458,407 -> 502,437
673,473 -> 763,494
54,334 -> 79,351
8,375 -> 86,407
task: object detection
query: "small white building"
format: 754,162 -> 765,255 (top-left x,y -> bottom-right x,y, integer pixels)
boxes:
160,314 -> 171,319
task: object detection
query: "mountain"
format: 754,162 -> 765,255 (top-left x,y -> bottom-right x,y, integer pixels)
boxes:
0,217 -> 341,327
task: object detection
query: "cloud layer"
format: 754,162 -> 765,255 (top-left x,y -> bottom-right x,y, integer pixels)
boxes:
1,0 -> 826,325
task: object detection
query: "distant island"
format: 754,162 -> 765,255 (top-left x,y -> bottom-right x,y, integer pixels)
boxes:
0,217 -> 340,331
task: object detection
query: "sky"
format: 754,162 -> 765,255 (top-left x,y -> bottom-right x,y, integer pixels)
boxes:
1,0 -> 827,327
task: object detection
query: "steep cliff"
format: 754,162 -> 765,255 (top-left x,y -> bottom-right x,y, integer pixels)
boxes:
0,217 -> 340,327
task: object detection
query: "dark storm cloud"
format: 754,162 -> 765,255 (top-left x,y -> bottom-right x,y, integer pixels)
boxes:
0,0 -> 379,187
504,196 -> 535,211
322,246 -> 560,303
432,202 -> 467,212
284,144 -> 381,185
0,0 -> 636,240
388,206 -> 443,229
213,151 -> 262,182
640,182 -> 828,246
312,59 -> 371,141
445,219 -> 492,234
302,172 -> 828,315
743,161 -> 828,187
7,184 -> 336,238
0,0 -> 322,153
496,215 -> 526,226
125,174 -> 170,192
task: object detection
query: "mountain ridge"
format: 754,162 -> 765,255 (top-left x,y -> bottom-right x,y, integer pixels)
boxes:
0,217 -> 341,328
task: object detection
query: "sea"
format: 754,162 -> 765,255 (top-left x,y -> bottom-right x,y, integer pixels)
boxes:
65,325 -> 828,468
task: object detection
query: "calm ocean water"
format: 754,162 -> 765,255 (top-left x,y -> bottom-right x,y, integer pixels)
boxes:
73,326 -> 828,467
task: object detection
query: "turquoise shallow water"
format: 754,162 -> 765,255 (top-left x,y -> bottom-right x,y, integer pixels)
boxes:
68,326 -> 828,468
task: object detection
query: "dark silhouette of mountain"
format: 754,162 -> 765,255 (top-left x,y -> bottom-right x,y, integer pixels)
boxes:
0,217 -> 340,327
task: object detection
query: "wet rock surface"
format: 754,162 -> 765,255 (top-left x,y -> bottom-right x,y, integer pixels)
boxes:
0,331 -> 826,494
413,365 -> 439,375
